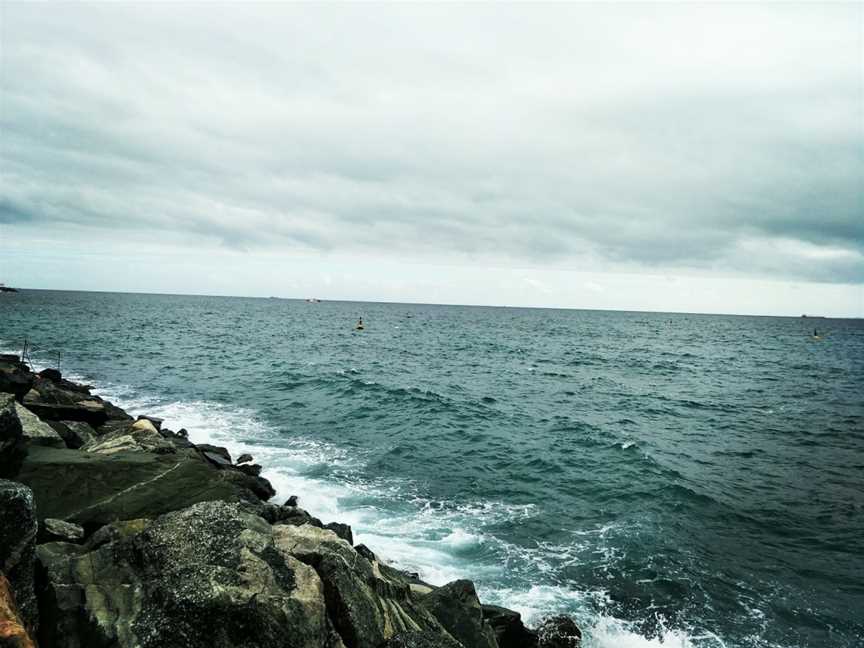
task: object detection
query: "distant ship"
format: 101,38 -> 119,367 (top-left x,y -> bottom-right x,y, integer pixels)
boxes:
801,314 -> 825,318
305,298 -> 321,303
0,283 -> 18,293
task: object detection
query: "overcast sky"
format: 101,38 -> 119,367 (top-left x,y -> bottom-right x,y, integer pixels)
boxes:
1,2 -> 862,316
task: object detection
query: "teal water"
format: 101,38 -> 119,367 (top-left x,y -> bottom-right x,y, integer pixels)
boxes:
2,290 -> 862,648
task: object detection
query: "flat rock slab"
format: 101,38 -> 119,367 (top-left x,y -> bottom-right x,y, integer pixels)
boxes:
16,446 -> 262,529
14,402 -> 66,448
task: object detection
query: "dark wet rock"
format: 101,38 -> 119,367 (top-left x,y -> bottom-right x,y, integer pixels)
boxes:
0,394 -> 27,478
197,443 -> 231,463
236,452 -> 253,464
47,420 -> 95,450
14,402 -> 65,448
273,505 -> 324,528
286,494 -> 299,506
536,615 -> 582,647
325,521 -> 354,545
418,579 -> 498,648
36,501 -> 332,648
37,519 -> 85,544
160,427 -> 196,449
221,468 -> 276,501
101,399 -> 132,422
355,544 -> 377,562
0,357 -> 35,400
0,480 -> 38,632
84,518 -> 151,551
273,524 -> 453,648
236,462 -> 262,477
135,414 -> 163,430
16,445 -> 268,529
483,604 -> 538,648
378,629 -> 463,648
37,368 -> 62,383
0,572 -> 37,648
22,398 -> 108,427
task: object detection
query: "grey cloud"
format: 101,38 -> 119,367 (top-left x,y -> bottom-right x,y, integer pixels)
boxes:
1,2 -> 861,283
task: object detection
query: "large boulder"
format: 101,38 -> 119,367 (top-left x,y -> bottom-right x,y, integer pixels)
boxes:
0,572 -> 37,648
0,356 -> 35,400
418,580 -> 498,648
272,524 -> 456,648
36,501 -> 334,648
0,480 -> 38,632
482,605 -> 538,648
16,446 -> 271,530
14,402 -> 65,448
81,420 -> 175,455
47,420 -> 96,450
0,394 -> 27,478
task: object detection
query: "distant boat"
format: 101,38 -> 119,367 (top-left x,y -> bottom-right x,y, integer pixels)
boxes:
306,298 -> 321,303
801,314 -> 825,318
0,283 -> 18,293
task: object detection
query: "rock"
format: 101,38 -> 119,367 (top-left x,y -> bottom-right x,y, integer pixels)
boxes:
197,443 -> 231,463
37,518 -> 85,544
270,505 -> 323,528
0,480 -> 38,632
37,368 -> 62,383
379,630 -> 463,648
46,420 -> 95,449
0,394 -> 27,478
0,572 -> 37,648
0,357 -> 35,400
13,402 -> 65,448
22,398 -> 107,427
286,494 -> 299,506
236,452 -> 253,464
536,616 -> 582,647
236,462 -> 262,476
161,428 -> 196,449
324,521 -> 354,545
221,467 -> 276,501
135,414 -> 163,430
273,524 -> 453,648
81,421 -> 175,455
131,417 -> 159,434
37,501 -> 332,648
418,579 -> 498,648
16,445 -> 269,529
483,604 -> 538,648
84,518 -> 151,551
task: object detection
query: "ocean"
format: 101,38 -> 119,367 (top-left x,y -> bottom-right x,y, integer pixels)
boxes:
2,290 -> 862,648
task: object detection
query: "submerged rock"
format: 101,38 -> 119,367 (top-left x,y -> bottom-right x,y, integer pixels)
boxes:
536,615 -> 582,647
418,579 -> 498,648
0,479 -> 38,632
0,394 -> 27,478
37,501 -> 332,648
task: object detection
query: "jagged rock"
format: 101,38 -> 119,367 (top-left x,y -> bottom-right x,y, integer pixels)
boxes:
0,394 -> 27,478
37,501 -> 331,648
37,518 -> 85,544
135,414 -> 163,430
161,428 -> 196,449
197,443 -> 231,463
0,480 -> 38,632
0,572 -> 37,648
324,521 -> 354,545
16,445 -> 269,529
273,524 -> 453,648
236,452 -> 253,464
102,399 -> 132,422
37,368 -> 62,383
14,402 -> 65,448
84,518 -> 151,551
0,357 -> 35,400
483,604 -> 538,648
22,398 -> 107,427
237,462 -> 263,477
418,579 -> 498,648
82,421 -> 175,455
286,494 -> 299,506
220,467 -> 276,501
378,630 -> 463,647
47,420 -> 95,449
536,616 -> 582,647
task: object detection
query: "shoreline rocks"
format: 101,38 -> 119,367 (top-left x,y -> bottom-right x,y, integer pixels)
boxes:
0,356 -> 582,647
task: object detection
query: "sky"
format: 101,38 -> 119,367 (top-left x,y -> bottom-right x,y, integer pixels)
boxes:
1,2 -> 862,316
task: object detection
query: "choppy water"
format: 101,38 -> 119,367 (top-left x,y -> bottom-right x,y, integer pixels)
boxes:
2,290 -> 862,647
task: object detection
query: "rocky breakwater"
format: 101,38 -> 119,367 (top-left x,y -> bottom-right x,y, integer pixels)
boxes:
0,354 -> 582,648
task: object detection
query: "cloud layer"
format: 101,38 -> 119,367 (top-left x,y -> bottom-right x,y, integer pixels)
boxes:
2,2 -> 862,284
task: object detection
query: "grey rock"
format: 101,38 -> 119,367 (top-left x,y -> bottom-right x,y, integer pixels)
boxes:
379,630 -> 463,647
36,501 -> 331,648
81,421 -> 175,455
197,443 -> 232,464
14,402 -> 66,448
135,414 -> 163,430
236,462 -> 262,477
0,357 -> 35,400
38,518 -> 85,544
37,368 -> 62,383
236,452 -> 253,464
324,521 -> 354,545
483,604 -> 538,648
0,394 -> 27,478
0,479 -> 38,632
47,420 -> 96,449
419,579 -> 498,648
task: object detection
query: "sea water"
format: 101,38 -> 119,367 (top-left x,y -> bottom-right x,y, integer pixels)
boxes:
2,290 -> 862,648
